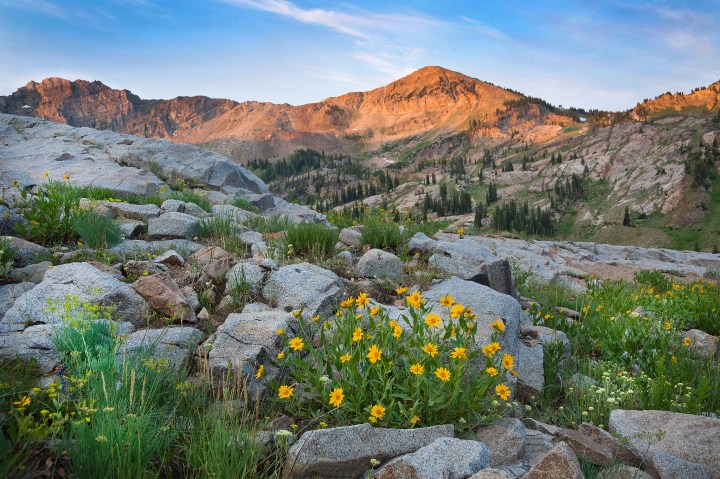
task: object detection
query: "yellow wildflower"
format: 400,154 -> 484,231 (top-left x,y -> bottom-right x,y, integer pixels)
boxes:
395,286 -> 409,295
424,313 -> 442,328
422,342 -> 439,357
434,367 -> 451,382
683,337 -> 692,346
366,344 -> 382,364
450,347 -> 467,360
664,322 -> 671,331
406,291 -> 425,308
410,363 -> 424,375
13,396 -> 31,408
410,416 -> 420,425
43,171 -> 49,178
393,325 -> 403,339
490,319 -> 505,332
255,364 -> 264,379
502,354 -> 514,369
311,315 -> 320,322
340,353 -> 351,363
277,351 -> 285,359
370,404 -> 386,419
289,337 -> 304,351
278,385 -> 294,399
329,388 -> 345,407
450,304 -> 465,319
276,328 -> 284,335
495,383 -> 511,401
356,292 -> 369,308
486,367 -> 498,377
439,294 -> 455,307
481,342 -> 501,358
370,306 -> 381,316
352,328 -> 364,342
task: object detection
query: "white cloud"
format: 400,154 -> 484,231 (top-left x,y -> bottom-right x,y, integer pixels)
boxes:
460,16 -> 510,42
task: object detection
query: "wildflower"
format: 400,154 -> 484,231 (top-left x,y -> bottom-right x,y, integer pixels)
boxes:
457,228 -> 464,235
406,291 -> 425,308
63,174 -> 70,181
12,179 -> 18,187
13,396 -> 30,408
509,369 -> 518,377
671,355 -> 677,363
277,351 -> 285,359
95,435 -> 108,443
292,310 -> 301,318
43,171 -> 49,178
410,363 -> 424,375
683,337 -> 692,346
450,347 -> 467,360
481,342 -> 501,358
502,354 -> 514,369
422,342 -> 439,357
366,344 -> 382,364
396,286 -> 409,295
434,367 -> 451,382
490,319 -> 505,332
370,458 -> 380,467
392,325 -> 403,339
276,328 -> 284,335
450,304 -> 465,319
340,353 -> 351,363
410,416 -> 420,425
544,313 -> 552,320
582,306 -> 589,314
440,294 -> 455,307
355,314 -> 363,320
319,421 -> 328,428
329,388 -> 345,407
424,313 -> 442,328
486,367 -> 498,377
495,384 -> 511,401
352,328 -> 364,342
356,292 -> 369,308
370,404 -> 386,419
278,385 -> 294,399
369,416 -> 377,423
103,407 -> 114,412
255,365 -> 264,379
311,315 -> 320,322
341,297 -> 355,308
664,322 -> 671,331
370,306 -> 380,316
289,337 -> 304,351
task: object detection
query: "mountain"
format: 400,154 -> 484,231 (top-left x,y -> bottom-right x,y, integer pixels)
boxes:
632,80 -> 720,120
0,67 -> 575,159
2,68 -> 720,251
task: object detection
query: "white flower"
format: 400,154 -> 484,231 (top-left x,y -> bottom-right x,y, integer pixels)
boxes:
275,429 -> 292,438
319,375 -> 330,383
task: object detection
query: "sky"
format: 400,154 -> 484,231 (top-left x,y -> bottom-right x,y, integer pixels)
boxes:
1,0 -> 719,111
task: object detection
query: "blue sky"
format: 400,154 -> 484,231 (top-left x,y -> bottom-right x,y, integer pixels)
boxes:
1,0 -> 719,110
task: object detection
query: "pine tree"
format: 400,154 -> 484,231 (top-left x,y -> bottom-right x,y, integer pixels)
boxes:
622,206 -> 632,226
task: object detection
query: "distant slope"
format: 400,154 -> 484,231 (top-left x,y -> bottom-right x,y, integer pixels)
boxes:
632,80 -> 720,120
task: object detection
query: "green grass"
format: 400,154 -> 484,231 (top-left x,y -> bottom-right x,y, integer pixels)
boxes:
284,222 -> 339,260
2,296 -> 284,478
521,274 -> 720,431
72,210 -> 123,248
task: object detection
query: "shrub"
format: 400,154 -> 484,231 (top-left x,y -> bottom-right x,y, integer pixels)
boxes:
15,180 -> 78,245
232,196 -> 255,212
634,269 -> 673,292
0,237 -> 14,277
360,216 -> 403,251
271,291 -> 511,429
72,210 -> 123,248
284,222 -> 338,259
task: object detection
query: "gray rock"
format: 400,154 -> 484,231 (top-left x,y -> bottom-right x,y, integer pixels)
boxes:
238,230 -> 264,247
4,236 -> 50,267
475,418 -> 526,467
261,198 -> 330,226
263,262 -> 345,318
0,321 -> 134,374
148,212 -> 200,240
181,286 -> 200,313
424,277 -> 523,376
211,204 -> 258,223
374,436 -> 489,479
516,342 -> 544,402
335,250 -> 354,265
283,423 -> 454,479
204,308 -> 297,396
502,429 -> 557,478
105,201 -> 161,222
469,470 -> 513,479
525,442 -> 583,479
123,260 -> 168,278
118,219 -> 147,239
521,325 -> 572,359
117,327 -> 204,369
0,204 -> 25,236
685,329 -> 718,358
0,282 -> 35,320
109,239 -> 204,257
161,199 -> 208,218
609,409 -> 719,479
597,465 -> 653,479
154,249 -> 185,266
339,228 -> 363,248
0,262 -> 149,333
10,260 -> 53,283
356,249 -> 403,280
225,262 -> 265,295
